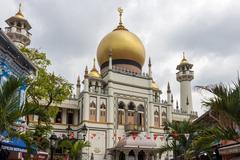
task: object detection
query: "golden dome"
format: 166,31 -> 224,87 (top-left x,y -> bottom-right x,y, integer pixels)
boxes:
88,58 -> 101,78
151,81 -> 159,90
180,52 -> 189,64
15,3 -> 24,19
96,8 -> 145,69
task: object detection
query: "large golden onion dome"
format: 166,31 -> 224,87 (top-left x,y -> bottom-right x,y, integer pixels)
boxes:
97,8 -> 145,72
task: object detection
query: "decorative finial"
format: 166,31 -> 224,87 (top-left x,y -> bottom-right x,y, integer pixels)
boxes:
77,75 -> 80,86
19,3 -> 22,12
93,58 -> 96,69
171,94 -> 173,103
114,7 -> 128,31
176,100 -> 179,110
118,7 -> 123,25
183,52 -> 185,59
167,82 -> 171,93
148,57 -> 152,67
186,96 -> 189,105
84,65 -> 88,77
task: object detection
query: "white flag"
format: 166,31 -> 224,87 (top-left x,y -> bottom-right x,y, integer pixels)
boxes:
184,133 -> 190,140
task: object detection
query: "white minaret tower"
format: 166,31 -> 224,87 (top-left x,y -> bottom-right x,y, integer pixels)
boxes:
176,53 -> 194,114
5,3 -> 32,47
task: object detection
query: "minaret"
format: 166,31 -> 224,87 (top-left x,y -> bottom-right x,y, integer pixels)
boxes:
176,52 -> 194,114
5,3 -> 32,47
76,76 -> 81,98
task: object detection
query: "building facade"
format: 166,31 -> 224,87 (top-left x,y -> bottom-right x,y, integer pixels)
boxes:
35,9 -> 197,160
4,6 -> 199,160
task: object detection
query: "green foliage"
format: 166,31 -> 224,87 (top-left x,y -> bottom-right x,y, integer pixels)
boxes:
159,120 -> 204,159
19,47 -> 72,151
0,76 -> 23,133
58,139 -> 90,160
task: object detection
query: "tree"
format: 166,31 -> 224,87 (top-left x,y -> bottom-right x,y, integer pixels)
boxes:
159,120 -> 204,160
59,139 -> 90,160
186,79 -> 240,158
20,47 -> 72,151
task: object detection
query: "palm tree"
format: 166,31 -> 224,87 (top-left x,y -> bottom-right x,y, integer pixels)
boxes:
159,120 -> 204,159
59,139 -> 90,160
195,79 -> 240,141
185,79 -> 240,159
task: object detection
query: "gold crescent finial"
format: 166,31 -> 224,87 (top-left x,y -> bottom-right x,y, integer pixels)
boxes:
114,7 -> 128,31
118,7 -> 123,25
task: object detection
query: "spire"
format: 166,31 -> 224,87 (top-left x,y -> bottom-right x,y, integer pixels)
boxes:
16,3 -> 24,18
77,75 -> 80,86
186,96 -> 189,106
114,7 -> 128,31
148,57 -> 152,67
167,82 -> 171,93
92,58 -> 96,70
84,66 -> 88,78
171,94 -> 174,103
148,57 -> 152,78
176,100 -> 179,110
180,52 -> 188,64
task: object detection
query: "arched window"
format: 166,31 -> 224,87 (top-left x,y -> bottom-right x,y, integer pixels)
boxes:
137,105 -> 145,131
154,110 -> 160,127
100,103 -> 106,122
128,102 -> 135,125
118,101 -> 125,125
89,101 -> 96,121
162,111 -> 167,126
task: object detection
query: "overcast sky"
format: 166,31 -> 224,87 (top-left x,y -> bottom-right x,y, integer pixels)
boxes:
1,0 -> 240,116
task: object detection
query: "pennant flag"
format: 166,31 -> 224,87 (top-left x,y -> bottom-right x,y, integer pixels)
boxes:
154,133 -> 158,140
146,133 -> 151,139
132,133 -> 137,140
184,133 -> 190,140
159,136 -> 164,141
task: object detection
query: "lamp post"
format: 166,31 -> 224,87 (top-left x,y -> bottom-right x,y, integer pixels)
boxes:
49,133 -> 58,160
163,125 -> 170,160
66,124 -> 73,139
80,124 -> 88,160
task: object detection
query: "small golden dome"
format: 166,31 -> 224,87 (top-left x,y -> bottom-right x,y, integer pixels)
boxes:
97,8 -> 145,69
15,3 -> 24,19
88,58 -> 101,78
151,81 -> 159,90
180,52 -> 189,64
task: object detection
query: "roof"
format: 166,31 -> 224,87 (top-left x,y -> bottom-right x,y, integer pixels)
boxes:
0,28 -> 37,76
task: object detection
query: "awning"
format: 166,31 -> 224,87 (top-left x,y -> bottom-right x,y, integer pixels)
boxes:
1,137 -> 27,152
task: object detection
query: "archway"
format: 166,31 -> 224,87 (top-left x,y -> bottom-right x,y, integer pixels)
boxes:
138,150 -> 145,160
119,152 -> 125,160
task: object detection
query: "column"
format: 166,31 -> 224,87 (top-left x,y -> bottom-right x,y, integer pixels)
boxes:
73,109 -> 78,125
97,96 -> 100,122
83,78 -> 89,121
62,108 -> 67,124
134,150 -> 139,160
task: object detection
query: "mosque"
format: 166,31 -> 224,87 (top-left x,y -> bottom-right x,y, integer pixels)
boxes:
3,5 -> 198,160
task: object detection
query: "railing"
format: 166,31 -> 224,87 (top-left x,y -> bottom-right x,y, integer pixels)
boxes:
5,27 -> 32,38
112,66 -> 149,79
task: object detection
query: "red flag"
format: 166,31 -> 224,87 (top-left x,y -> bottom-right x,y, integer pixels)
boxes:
146,133 -> 151,139
154,133 -> 158,140
132,133 -> 137,140
159,136 -> 164,141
